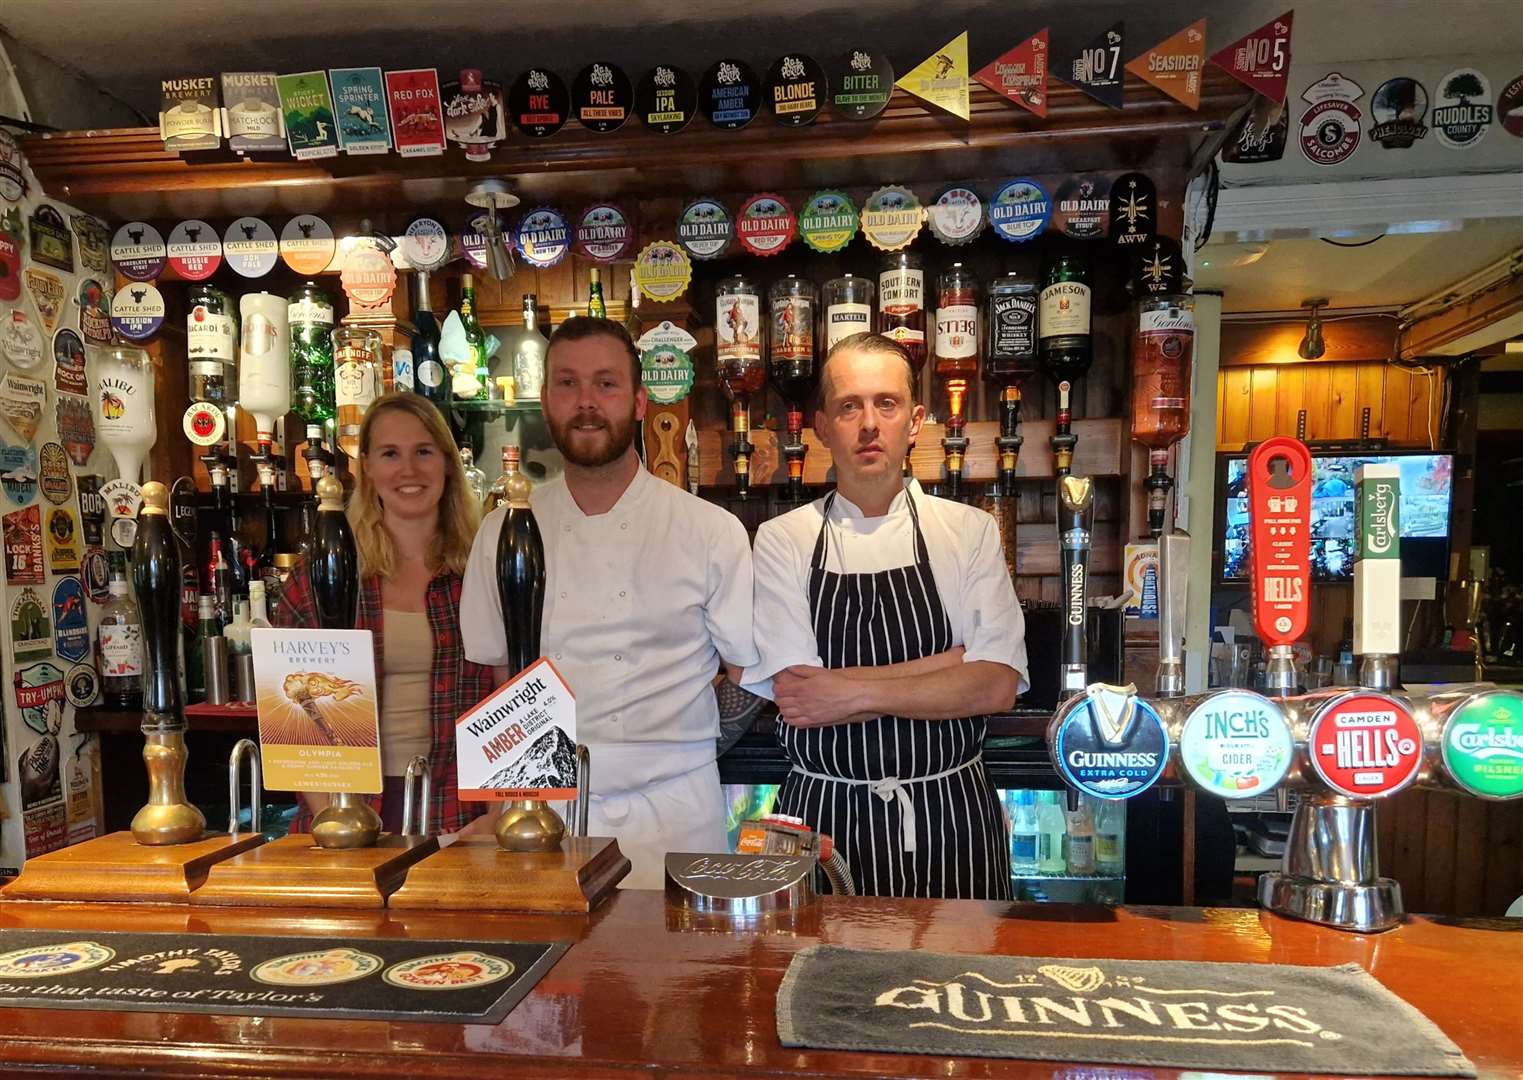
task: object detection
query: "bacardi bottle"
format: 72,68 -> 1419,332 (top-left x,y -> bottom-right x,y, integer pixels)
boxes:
186,283 -> 237,405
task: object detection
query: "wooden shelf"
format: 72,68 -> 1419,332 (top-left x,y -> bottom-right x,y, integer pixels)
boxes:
74,705 -> 257,735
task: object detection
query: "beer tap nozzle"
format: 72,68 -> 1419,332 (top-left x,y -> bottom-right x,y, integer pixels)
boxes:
1058,475 -> 1096,696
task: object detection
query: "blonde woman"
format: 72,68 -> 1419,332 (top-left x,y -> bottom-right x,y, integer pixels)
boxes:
273,392 -> 495,835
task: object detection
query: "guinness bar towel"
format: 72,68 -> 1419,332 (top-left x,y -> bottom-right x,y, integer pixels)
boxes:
776,945 -> 1475,1075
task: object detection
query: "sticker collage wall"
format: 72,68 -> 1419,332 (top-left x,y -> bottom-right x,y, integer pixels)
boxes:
0,129 -> 111,871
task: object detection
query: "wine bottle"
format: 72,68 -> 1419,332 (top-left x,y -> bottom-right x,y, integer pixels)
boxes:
410,271 -> 450,414
98,572 -> 144,710
587,267 -> 607,318
495,445 -> 546,676
458,273 -> 490,401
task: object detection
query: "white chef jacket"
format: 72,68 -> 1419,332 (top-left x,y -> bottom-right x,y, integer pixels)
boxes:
460,466 -> 759,888
743,479 -> 1029,697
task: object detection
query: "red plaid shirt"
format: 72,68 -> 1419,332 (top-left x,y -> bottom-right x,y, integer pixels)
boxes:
271,566 -> 497,835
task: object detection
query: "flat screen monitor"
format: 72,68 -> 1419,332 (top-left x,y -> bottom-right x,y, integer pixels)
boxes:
1218,451 -> 1454,583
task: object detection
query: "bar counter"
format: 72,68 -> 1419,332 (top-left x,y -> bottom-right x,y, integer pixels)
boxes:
0,891 -> 1516,1078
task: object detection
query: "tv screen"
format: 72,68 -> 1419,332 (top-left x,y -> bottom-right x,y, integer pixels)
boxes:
1219,452 -> 1453,582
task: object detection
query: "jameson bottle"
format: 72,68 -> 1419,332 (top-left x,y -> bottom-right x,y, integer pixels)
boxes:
514,294 -> 547,402
877,251 -> 926,372
288,282 -> 336,425
494,445 -> 546,676
410,271 -> 450,415
1039,255 -> 1093,384
186,283 -> 237,404
823,274 -> 875,352
587,267 -> 607,318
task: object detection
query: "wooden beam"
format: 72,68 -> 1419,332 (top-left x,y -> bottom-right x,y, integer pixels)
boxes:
1401,272 -> 1523,359
1219,315 -> 1398,367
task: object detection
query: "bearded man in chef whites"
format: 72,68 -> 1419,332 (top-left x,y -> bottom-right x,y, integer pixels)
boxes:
461,317 -> 759,888
745,332 -> 1028,899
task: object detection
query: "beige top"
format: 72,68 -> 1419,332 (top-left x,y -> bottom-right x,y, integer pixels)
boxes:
380,609 -> 433,777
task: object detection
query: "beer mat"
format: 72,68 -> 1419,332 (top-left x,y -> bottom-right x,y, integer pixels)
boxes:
776,945 -> 1475,1076
0,930 -> 569,1025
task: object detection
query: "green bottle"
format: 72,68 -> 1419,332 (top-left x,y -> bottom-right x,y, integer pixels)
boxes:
288,282 -> 336,424
458,273 -> 488,400
587,266 -> 607,318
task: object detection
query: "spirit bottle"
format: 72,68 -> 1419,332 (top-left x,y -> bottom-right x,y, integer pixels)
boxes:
1036,790 -> 1068,874
332,325 -> 384,459
483,444 -> 526,515
1131,293 -> 1195,537
878,251 -> 926,372
587,266 -> 607,318
95,346 -> 157,484
932,264 -> 978,497
1010,791 -> 1039,873
768,274 -> 817,502
1040,256 -> 1092,475
237,291 -> 290,451
1065,797 -> 1096,875
514,294 -> 547,402
460,446 -> 487,507
410,271 -> 450,415
985,271 -> 1039,494
822,274 -> 874,352
624,268 -> 643,342
289,282 -> 336,426
186,283 -> 237,405
98,572 -> 144,709
458,273 -> 491,401
715,274 -> 765,498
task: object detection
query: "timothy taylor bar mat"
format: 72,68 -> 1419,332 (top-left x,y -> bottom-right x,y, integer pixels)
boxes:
0,930 -> 569,1025
777,945 -> 1475,1076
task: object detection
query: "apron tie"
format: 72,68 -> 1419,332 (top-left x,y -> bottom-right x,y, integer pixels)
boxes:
790,756 -> 982,854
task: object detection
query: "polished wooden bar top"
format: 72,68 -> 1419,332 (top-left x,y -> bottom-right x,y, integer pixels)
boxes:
0,893 -> 1515,1079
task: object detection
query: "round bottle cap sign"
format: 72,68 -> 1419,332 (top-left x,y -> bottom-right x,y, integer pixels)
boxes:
636,64 -> 697,134
926,185 -> 986,245
573,62 -> 632,133
766,53 -> 827,127
676,197 -> 733,260
279,215 -> 336,275
1180,690 -> 1295,799
1053,692 -> 1170,800
1442,691 -> 1523,799
574,203 -> 636,263
508,68 -> 570,138
797,190 -> 858,253
182,401 -> 228,446
401,216 -> 450,271
109,222 -> 166,282
701,58 -> 760,130
166,219 -> 223,280
859,185 -> 924,252
223,217 -> 279,278
831,47 -> 894,120
515,207 -> 571,268
109,282 -> 166,341
989,179 -> 1051,243
1109,172 -> 1157,248
633,241 -> 692,303
1052,174 -> 1112,239
1308,691 -> 1424,798
736,193 -> 796,257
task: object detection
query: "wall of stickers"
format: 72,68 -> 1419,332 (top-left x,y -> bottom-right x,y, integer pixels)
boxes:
0,128 -> 108,872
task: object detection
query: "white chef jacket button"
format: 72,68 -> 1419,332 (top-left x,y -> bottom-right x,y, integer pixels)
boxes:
563,524 -> 571,532
620,522 -> 628,530
619,590 -> 626,598
614,653 -> 622,662
555,652 -> 563,660
560,591 -> 567,599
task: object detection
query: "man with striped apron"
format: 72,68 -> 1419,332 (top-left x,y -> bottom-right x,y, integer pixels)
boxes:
747,333 -> 1028,899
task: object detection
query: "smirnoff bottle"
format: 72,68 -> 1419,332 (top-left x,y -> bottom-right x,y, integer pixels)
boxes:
878,251 -> 926,372
823,274 -> 874,352
331,325 -> 383,459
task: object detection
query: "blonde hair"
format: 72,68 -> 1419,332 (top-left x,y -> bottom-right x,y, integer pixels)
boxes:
348,392 -> 480,578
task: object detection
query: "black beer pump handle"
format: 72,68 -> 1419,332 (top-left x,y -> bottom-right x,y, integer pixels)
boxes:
1058,475 -> 1096,695
495,456 -> 547,677
311,475 -> 359,631
132,481 -> 183,722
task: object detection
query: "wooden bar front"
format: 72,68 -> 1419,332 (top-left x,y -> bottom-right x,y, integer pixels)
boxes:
0,892 -> 1515,1078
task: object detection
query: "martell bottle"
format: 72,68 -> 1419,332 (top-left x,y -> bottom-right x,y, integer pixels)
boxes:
932,264 -> 979,496
410,271 -> 450,415
822,274 -> 875,352
768,274 -> 818,501
98,572 -> 144,709
1132,293 -> 1195,537
186,283 -> 237,405
878,251 -> 926,372
288,282 -> 336,426
332,325 -> 384,459
715,274 -> 765,498
514,294 -> 547,402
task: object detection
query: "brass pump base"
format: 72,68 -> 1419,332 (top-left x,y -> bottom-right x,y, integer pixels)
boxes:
496,799 -> 566,852
311,793 -> 384,849
131,727 -> 206,846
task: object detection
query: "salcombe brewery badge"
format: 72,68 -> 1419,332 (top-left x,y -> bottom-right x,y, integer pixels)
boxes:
3,308 -> 45,370
383,951 -> 515,990
38,442 -> 70,505
514,207 -> 571,268
0,207 -> 22,299
400,216 -> 450,271
766,54 -> 827,127
158,75 -> 221,151
384,68 -> 447,157
1300,72 -> 1363,166
10,587 -> 52,662
926,185 -> 985,246
252,948 -> 384,987
636,63 -> 697,134
330,67 -> 391,155
56,395 -> 94,467
3,505 -> 43,584
831,48 -> 893,120
1052,175 -> 1111,239
223,217 -> 279,278
638,321 -> 698,405
70,214 -> 110,276
51,576 -> 89,663
0,129 -> 25,202
45,506 -> 81,574
1368,77 -> 1429,149
989,179 -> 1051,243
0,441 -> 39,505
574,204 -> 635,263
675,198 -> 733,260
110,283 -> 166,342
573,62 -> 632,133
166,220 -> 223,281
633,241 -> 692,303
508,67 -> 569,139
1109,172 -> 1156,247
276,70 -> 340,159
65,662 -> 99,707
109,221 -> 166,282
736,193 -> 796,257
1308,691 -> 1423,798
1431,68 -> 1493,149
1442,691 -> 1523,799
1180,690 -> 1294,799
1053,684 -> 1169,799
0,941 -> 115,979
25,267 -> 65,332
29,205 -> 74,273
52,328 -> 88,396
0,370 -> 46,443
1501,74 -> 1523,138
221,71 -> 284,153
279,214 -> 336,275
701,58 -> 761,130
76,278 -> 113,346
798,190 -> 859,254
443,69 -> 507,159
859,185 -> 924,252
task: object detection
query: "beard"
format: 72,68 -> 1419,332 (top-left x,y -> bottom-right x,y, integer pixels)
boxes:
548,408 -> 638,468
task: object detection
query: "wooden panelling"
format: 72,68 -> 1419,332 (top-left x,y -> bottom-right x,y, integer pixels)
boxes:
1216,360 -> 1446,450
1219,315 -> 1399,367
1377,790 -> 1523,917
